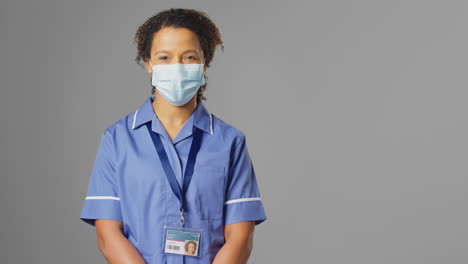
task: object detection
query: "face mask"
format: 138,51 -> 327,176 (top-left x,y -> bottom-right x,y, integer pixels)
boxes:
149,60 -> 206,106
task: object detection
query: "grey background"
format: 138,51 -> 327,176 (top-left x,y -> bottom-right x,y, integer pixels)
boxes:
1,0 -> 467,263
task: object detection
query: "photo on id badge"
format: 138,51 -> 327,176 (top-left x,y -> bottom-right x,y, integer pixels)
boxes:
164,226 -> 202,257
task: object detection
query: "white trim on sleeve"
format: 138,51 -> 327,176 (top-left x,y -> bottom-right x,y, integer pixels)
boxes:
224,197 -> 261,205
85,196 -> 120,201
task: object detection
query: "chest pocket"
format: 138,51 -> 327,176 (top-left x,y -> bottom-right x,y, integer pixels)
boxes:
193,165 -> 226,220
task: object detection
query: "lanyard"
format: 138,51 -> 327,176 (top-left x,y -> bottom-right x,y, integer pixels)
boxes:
145,122 -> 203,226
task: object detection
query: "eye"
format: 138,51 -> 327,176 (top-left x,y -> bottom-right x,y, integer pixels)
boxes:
158,56 -> 168,60
185,56 -> 197,60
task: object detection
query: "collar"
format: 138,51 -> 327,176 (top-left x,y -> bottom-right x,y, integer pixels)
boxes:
131,96 -> 213,136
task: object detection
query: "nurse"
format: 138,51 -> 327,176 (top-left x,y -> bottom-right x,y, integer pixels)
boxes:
80,8 -> 267,264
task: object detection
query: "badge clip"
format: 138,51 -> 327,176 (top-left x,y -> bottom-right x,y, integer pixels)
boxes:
180,209 -> 185,226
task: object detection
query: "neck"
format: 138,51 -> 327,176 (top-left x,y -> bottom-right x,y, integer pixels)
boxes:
152,91 -> 197,127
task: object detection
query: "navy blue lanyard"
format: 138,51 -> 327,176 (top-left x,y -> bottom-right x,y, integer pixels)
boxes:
145,122 -> 203,226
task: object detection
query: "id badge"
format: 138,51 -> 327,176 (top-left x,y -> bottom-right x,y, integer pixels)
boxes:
164,225 -> 202,257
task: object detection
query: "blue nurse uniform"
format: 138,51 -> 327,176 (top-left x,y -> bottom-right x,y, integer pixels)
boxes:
80,95 -> 267,263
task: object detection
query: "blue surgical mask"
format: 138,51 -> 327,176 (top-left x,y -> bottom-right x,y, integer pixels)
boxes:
150,60 -> 206,106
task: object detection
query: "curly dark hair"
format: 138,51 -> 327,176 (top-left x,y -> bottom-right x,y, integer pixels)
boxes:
133,8 -> 224,101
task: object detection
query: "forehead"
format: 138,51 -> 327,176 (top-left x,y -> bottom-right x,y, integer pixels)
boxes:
151,27 -> 201,52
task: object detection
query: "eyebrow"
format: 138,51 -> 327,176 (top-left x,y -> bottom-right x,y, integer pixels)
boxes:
154,49 -> 200,55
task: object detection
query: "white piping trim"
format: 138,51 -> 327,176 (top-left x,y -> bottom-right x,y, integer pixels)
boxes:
86,196 -> 120,201
209,113 -> 213,134
224,197 -> 261,205
132,108 -> 139,129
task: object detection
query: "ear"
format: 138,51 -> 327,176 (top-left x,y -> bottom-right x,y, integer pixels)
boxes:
145,59 -> 153,73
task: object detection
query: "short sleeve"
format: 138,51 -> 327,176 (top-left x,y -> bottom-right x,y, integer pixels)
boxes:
80,129 -> 122,226
224,135 -> 267,226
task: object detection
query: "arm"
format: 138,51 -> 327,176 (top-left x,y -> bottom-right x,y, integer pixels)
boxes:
80,130 -> 144,262
95,219 -> 146,264
212,221 -> 255,264
214,135 -> 267,263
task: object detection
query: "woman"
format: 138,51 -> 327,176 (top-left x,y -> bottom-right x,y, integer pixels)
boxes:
80,8 -> 267,264
185,240 -> 198,256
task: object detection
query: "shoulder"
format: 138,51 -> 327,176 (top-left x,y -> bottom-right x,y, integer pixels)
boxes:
211,113 -> 246,148
99,111 -> 137,141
